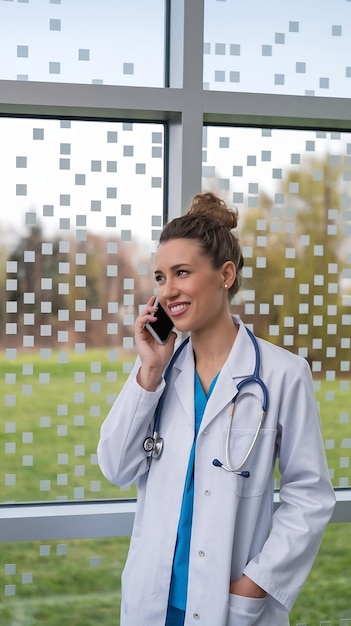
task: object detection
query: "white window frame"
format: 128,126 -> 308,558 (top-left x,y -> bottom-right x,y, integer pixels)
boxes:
1,0 -> 350,542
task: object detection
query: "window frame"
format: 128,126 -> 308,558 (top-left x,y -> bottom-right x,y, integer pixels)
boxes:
1,0 -> 351,541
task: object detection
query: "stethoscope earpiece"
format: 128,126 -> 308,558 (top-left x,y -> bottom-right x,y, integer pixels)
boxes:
212,459 -> 250,478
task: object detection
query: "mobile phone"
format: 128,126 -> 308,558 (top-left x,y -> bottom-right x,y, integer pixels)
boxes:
145,299 -> 174,345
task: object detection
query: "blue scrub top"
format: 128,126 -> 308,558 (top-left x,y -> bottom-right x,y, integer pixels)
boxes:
168,370 -> 219,611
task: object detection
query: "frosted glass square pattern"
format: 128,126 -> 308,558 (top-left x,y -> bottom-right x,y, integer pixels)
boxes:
1,537 -> 129,624
0,117 -> 164,503
203,126 -> 351,487
0,0 -> 165,87
204,0 -> 351,97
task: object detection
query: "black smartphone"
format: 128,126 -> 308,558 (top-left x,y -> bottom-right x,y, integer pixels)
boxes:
145,299 -> 174,345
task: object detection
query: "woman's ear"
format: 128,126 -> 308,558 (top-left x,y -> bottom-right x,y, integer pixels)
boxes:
222,261 -> 236,290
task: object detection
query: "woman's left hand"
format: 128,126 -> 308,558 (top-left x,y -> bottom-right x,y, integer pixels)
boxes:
230,575 -> 266,598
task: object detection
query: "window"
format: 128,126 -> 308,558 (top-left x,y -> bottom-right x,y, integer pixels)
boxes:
1,1 -> 350,623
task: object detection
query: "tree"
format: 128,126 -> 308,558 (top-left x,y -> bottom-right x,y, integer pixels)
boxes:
240,154 -> 351,372
1,224 -> 155,350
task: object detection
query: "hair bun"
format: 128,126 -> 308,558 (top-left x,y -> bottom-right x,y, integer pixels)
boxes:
160,191 -> 243,297
188,192 -> 238,230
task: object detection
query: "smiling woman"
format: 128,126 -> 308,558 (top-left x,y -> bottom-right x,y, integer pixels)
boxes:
155,193 -> 241,344
155,237 -> 236,343
97,192 -> 335,626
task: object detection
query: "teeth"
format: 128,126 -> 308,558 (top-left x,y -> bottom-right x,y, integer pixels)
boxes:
170,304 -> 188,313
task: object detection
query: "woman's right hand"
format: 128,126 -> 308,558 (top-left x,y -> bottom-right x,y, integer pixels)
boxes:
135,296 -> 177,391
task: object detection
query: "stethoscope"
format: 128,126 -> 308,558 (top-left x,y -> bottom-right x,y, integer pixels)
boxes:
143,327 -> 269,479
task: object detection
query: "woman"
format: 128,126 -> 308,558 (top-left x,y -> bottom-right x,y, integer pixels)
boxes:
97,192 -> 335,626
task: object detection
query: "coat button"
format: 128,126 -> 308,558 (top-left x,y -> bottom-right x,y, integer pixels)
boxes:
193,613 -> 200,620
199,550 -> 205,557
204,489 -> 211,496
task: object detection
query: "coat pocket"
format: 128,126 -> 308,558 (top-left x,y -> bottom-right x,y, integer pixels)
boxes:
228,593 -> 266,625
221,429 -> 277,497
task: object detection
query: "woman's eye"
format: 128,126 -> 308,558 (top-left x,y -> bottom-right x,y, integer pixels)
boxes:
155,275 -> 164,283
177,269 -> 188,276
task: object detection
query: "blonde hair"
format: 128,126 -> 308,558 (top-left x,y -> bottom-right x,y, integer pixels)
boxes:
159,192 -> 244,297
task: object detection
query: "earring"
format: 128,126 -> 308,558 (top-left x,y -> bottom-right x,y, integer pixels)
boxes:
224,283 -> 228,289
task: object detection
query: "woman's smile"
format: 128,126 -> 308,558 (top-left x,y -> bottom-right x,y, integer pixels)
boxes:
168,302 -> 190,318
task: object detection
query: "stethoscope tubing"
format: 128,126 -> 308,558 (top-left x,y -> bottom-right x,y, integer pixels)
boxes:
241,327 -> 268,413
143,328 -> 269,477
143,337 -> 190,458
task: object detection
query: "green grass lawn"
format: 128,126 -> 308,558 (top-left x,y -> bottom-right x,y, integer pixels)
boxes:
0,349 -> 136,503
1,349 -> 350,625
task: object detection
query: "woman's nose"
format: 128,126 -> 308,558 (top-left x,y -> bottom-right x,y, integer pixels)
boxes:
159,278 -> 179,300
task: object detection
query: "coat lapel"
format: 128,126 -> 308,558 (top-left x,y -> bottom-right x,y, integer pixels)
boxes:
200,320 -> 260,431
172,340 -> 196,428
168,319 -> 263,433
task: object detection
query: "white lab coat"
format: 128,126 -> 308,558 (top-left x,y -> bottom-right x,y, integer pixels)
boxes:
97,317 -> 335,626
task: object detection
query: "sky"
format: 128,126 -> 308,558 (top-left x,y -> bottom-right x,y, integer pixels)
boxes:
1,0 -> 351,247
0,0 -> 165,86
204,0 -> 351,97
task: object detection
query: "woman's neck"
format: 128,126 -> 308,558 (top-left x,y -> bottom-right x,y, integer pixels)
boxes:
191,315 -> 238,392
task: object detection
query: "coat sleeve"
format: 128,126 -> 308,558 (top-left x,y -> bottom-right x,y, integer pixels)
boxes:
244,357 -> 336,612
97,358 -> 165,488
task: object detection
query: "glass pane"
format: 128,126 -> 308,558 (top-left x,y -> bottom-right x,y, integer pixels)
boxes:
1,526 -> 350,624
0,536 -> 129,626
0,117 -> 164,503
204,0 -> 351,97
203,126 -> 351,487
290,523 -> 351,625
0,0 -> 165,87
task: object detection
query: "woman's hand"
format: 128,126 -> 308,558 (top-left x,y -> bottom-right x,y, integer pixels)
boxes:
135,296 -> 177,391
230,575 -> 266,599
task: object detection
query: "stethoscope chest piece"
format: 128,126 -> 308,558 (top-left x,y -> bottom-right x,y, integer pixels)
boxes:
143,433 -> 164,458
